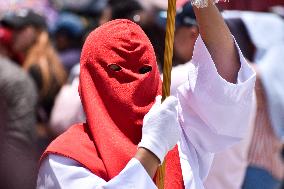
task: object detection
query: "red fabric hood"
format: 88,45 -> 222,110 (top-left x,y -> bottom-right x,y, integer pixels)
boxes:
78,19 -> 162,177
43,19 -> 184,188
79,19 -> 161,145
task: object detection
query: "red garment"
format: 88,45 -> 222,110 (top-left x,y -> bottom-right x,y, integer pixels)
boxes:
219,0 -> 284,11
42,19 -> 184,188
0,27 -> 12,47
0,27 -> 23,64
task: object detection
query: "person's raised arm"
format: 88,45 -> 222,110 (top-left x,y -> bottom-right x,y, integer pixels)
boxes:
193,0 -> 240,83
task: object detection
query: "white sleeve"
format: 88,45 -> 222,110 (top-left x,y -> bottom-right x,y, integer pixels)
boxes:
176,36 -> 256,179
37,154 -> 157,189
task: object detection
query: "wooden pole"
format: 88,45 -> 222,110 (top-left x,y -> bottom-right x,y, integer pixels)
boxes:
156,0 -> 177,188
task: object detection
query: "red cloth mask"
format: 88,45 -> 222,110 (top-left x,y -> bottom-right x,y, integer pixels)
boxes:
43,19 -> 184,188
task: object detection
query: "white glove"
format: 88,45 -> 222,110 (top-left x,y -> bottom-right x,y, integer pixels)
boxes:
138,95 -> 182,163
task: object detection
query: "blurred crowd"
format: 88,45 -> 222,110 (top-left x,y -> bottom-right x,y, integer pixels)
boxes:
0,0 -> 283,189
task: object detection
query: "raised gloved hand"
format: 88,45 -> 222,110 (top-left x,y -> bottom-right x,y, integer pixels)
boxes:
138,95 -> 182,163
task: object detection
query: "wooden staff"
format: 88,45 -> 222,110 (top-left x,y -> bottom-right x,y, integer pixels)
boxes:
156,0 -> 177,188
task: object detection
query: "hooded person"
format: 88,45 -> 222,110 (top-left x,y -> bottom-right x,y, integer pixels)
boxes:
37,1 -> 256,188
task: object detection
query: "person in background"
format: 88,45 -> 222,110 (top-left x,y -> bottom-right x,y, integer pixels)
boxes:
1,9 -> 67,152
156,2 -> 199,92
224,18 -> 256,62
49,64 -> 85,136
173,3 -> 199,66
51,0 -> 107,29
0,26 -> 14,58
222,11 -> 284,189
102,0 -> 166,68
204,17 -> 257,189
0,26 -> 38,189
242,44 -> 284,189
0,25 -> 22,63
52,12 -> 85,73
205,11 -> 284,189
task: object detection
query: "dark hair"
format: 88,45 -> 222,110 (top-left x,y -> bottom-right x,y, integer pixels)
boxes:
108,0 -> 166,68
225,18 -> 256,62
176,2 -> 197,27
1,9 -> 46,30
141,22 -> 165,69
155,2 -> 197,30
110,0 -> 143,20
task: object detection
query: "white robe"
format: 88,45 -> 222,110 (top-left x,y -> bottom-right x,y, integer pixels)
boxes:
37,36 -> 256,189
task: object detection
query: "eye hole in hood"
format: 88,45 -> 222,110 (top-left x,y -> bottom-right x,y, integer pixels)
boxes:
139,65 -> 152,74
108,64 -> 122,71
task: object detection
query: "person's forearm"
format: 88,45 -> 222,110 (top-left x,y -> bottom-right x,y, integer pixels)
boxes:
134,148 -> 160,178
193,0 -> 240,83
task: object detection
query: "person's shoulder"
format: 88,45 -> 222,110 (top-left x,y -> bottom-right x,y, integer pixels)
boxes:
0,56 -> 36,93
45,123 -> 98,157
42,123 -> 107,178
0,56 -> 21,75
